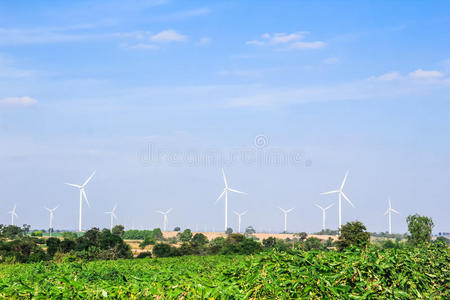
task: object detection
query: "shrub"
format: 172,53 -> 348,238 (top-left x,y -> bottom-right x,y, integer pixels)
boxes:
304,237 -> 323,251
153,243 -> 178,258
136,252 -> 152,259
407,214 -> 434,245
335,221 -> 370,251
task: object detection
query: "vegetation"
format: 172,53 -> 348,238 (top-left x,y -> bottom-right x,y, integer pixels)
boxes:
0,244 -> 447,298
407,214 -> 434,245
335,221 -> 370,251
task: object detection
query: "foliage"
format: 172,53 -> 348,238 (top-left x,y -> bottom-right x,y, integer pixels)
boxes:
111,225 -> 125,237
136,252 -> 152,259
0,245 -> 447,298
191,233 -> 208,247
315,228 -> 339,235
153,243 -> 178,258
304,237 -> 323,250
225,227 -> 233,234
1,225 -> 24,239
177,229 -> 193,242
245,226 -> 256,235
61,232 -> 77,240
31,231 -> 43,237
407,214 -> 434,245
220,233 -> 262,255
336,221 -> 370,251
294,232 -> 308,241
174,227 -> 181,232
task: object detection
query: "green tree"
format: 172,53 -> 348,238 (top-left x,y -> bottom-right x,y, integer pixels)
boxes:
262,237 -> 276,248
2,225 -> 23,239
191,233 -> 208,247
178,229 -> 193,242
245,226 -> 256,235
153,243 -> 177,257
304,237 -> 323,250
335,221 -> 370,251
225,227 -> 233,235
174,227 -> 181,232
46,237 -> 61,257
111,225 -> 125,237
406,214 -> 434,246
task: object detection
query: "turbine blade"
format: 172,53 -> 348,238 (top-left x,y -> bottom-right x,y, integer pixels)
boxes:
215,189 -> 226,204
222,168 -> 228,188
165,208 -> 172,214
341,192 -> 355,207
228,188 -> 247,195
325,203 -> 334,210
83,171 -> 96,187
278,207 -> 286,213
65,183 -> 81,189
82,189 -> 90,207
315,204 -> 324,210
242,210 -> 247,215
53,205 -> 59,211
391,208 -> 400,214
156,211 -> 164,214
321,190 -> 339,195
384,209 -> 389,216
286,208 -> 294,213
340,171 -> 349,190
233,211 -> 239,216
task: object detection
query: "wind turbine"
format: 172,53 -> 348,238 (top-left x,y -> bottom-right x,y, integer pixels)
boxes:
8,204 -> 18,226
385,198 -> 400,234
278,207 -> 294,233
321,171 -> 354,229
216,168 -> 247,231
156,208 -> 172,232
233,210 -> 247,233
105,205 -> 117,231
315,204 -> 334,231
45,205 -> 59,236
65,171 -> 96,232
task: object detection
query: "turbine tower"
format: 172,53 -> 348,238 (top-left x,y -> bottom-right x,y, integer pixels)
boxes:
233,210 -> 247,233
45,205 -> 59,236
65,171 -> 96,232
105,205 -> 117,231
278,207 -> 294,233
385,198 -> 400,234
216,168 -> 247,231
315,204 -> 334,231
156,208 -> 172,232
321,171 -> 354,229
8,204 -> 18,226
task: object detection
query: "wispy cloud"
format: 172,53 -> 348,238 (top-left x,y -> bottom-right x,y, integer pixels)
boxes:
246,31 -> 326,50
0,96 -> 37,108
369,69 -> 449,85
368,71 -> 401,81
408,69 -> 444,79
321,57 -> 339,65
150,30 -> 187,42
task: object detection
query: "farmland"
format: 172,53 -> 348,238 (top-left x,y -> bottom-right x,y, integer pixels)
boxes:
0,244 -> 448,299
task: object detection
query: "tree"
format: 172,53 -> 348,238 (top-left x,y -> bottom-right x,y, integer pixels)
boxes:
191,233 -> 208,247
2,225 -> 23,239
295,232 -> 308,242
111,225 -> 125,237
46,237 -> 61,257
22,224 -> 31,235
304,237 -> 323,251
225,227 -> 233,235
262,237 -> 276,248
178,229 -> 193,242
245,226 -> 256,235
335,221 -> 370,251
153,243 -> 177,257
406,214 -> 434,245
174,227 -> 181,232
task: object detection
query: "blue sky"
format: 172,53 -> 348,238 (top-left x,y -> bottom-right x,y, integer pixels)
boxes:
0,0 -> 449,233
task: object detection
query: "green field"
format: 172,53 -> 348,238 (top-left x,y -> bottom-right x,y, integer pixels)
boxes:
0,245 -> 448,299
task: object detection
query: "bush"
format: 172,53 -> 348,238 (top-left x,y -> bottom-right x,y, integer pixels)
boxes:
177,229 -> 193,242
153,243 -> 178,258
136,252 -> 152,259
31,231 -> 43,237
335,221 -> 370,251
304,237 -> 323,251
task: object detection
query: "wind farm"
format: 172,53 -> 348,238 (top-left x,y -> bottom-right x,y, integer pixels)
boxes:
0,1 -> 448,298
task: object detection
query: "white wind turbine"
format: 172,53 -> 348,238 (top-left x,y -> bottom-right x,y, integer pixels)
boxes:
45,205 -> 59,236
156,208 -> 172,232
278,207 -> 294,233
321,171 -> 354,229
216,168 -> 247,231
8,204 -> 18,226
105,205 -> 117,231
385,198 -> 400,234
233,210 -> 247,233
315,204 -> 334,231
65,171 -> 96,232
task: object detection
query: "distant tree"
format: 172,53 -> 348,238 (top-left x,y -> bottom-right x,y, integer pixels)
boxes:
191,233 -> 208,247
174,227 -> 181,232
335,221 -> 370,251
136,251 -> 152,259
112,225 -> 125,238
325,237 -> 334,248
2,225 -> 23,239
434,236 -> 449,246
262,237 -> 276,248
22,224 -> 31,235
406,214 -> 434,245
178,229 -> 193,242
245,226 -> 256,235
295,232 -> 308,242
304,237 -> 323,251
153,243 -> 177,257
31,231 -> 43,237
225,227 -> 233,235
46,237 -> 61,257
208,237 -> 225,254
61,231 -> 77,240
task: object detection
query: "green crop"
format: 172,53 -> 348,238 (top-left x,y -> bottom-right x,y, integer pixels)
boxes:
0,244 -> 448,299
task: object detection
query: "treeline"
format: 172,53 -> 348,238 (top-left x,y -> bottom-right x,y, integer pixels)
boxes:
0,225 -> 132,263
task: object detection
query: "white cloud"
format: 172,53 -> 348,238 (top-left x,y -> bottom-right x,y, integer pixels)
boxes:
197,37 -> 211,45
291,41 -> 326,49
368,71 -> 401,81
120,43 -> 159,50
246,31 -> 325,50
150,30 -> 187,42
408,69 -> 444,79
0,96 -> 37,107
